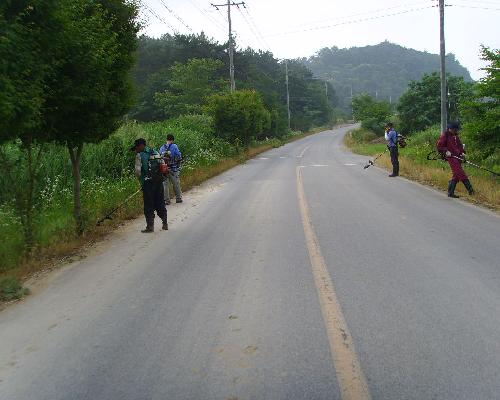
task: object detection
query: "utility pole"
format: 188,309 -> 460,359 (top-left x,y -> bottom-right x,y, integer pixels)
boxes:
325,81 -> 328,100
439,0 -> 448,132
285,59 -> 291,129
212,1 -> 245,92
350,83 -> 353,118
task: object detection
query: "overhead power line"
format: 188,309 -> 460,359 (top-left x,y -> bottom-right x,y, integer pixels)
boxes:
236,6 -> 268,50
142,2 -> 178,34
262,5 -> 437,38
447,4 -> 500,10
186,0 -> 227,32
157,0 -> 194,32
289,0 -> 431,30
240,5 -> 273,52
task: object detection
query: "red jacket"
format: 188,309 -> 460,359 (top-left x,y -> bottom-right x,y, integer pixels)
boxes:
437,131 -> 465,156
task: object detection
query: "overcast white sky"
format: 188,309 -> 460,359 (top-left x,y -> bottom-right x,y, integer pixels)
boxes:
141,0 -> 500,80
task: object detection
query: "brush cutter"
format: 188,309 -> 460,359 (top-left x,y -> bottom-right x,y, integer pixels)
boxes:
364,148 -> 389,169
426,151 -> 500,177
96,188 -> 142,226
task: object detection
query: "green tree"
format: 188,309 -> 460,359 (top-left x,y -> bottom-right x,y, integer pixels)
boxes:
154,58 -> 225,118
352,94 -> 392,135
0,0 -> 61,250
462,47 -> 500,159
206,90 -> 271,148
130,33 -> 227,121
397,72 -> 473,134
129,35 -> 338,134
43,0 -> 140,234
286,60 -> 334,131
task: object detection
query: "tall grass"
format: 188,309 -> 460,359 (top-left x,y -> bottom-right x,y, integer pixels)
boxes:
0,115 -> 313,279
0,115 -> 237,274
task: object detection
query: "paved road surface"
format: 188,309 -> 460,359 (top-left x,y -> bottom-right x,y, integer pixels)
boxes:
1,125 -> 499,400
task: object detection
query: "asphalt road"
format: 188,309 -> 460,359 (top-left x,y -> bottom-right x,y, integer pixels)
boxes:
1,125 -> 499,400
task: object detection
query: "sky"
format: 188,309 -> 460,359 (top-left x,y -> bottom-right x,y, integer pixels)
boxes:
141,0 -> 500,80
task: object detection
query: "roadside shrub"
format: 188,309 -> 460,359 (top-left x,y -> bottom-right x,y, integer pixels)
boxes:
350,128 -> 378,144
352,94 -> 392,135
206,90 -> 271,148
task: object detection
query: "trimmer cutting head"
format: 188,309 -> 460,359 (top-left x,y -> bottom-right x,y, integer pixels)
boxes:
363,160 -> 374,169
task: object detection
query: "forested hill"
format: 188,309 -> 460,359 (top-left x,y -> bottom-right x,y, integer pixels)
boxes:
301,41 -> 472,111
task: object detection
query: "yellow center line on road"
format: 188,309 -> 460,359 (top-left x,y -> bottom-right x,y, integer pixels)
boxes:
296,166 -> 372,400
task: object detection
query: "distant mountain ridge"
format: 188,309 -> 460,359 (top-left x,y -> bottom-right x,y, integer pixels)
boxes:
300,41 -> 472,112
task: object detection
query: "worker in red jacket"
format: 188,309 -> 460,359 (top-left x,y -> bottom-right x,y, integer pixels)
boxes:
437,122 -> 474,198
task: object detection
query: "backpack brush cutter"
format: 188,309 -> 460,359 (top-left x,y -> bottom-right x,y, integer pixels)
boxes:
363,134 -> 407,170
426,151 -> 500,177
96,188 -> 142,226
364,148 -> 389,169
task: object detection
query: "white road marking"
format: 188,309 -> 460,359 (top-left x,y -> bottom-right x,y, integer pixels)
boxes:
297,145 -> 310,158
344,163 -> 357,166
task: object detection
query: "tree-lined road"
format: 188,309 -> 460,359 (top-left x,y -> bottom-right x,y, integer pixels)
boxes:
1,125 -> 499,400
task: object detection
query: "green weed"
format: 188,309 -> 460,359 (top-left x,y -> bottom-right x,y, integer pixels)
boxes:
0,277 -> 30,301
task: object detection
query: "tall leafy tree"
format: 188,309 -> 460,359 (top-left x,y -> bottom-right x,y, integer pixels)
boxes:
462,47 -> 500,159
129,34 -> 337,134
43,0 -> 140,234
397,72 -> 473,134
130,33 -> 227,121
0,0 -> 61,250
154,58 -> 226,118
286,60 -> 334,131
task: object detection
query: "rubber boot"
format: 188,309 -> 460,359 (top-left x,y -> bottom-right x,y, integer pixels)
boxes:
161,218 -> 169,231
463,179 -> 475,195
141,218 -> 154,233
448,180 -> 459,198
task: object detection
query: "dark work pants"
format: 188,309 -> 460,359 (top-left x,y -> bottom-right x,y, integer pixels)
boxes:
389,146 -> 399,175
143,179 -> 167,222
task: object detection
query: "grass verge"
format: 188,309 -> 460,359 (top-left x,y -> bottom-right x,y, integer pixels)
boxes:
0,127 -> 328,304
344,128 -> 499,211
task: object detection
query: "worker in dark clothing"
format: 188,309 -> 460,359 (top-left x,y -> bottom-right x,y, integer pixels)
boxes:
437,122 -> 474,198
131,138 -> 168,233
385,122 -> 399,177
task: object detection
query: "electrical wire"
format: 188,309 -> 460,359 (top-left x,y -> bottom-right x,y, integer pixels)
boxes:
241,6 -> 273,52
186,0 -> 227,32
263,5 -> 437,38
289,0 -> 431,29
156,0 -> 194,32
456,0 -> 500,4
447,4 -> 500,10
142,2 -> 178,34
236,6 -> 269,51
